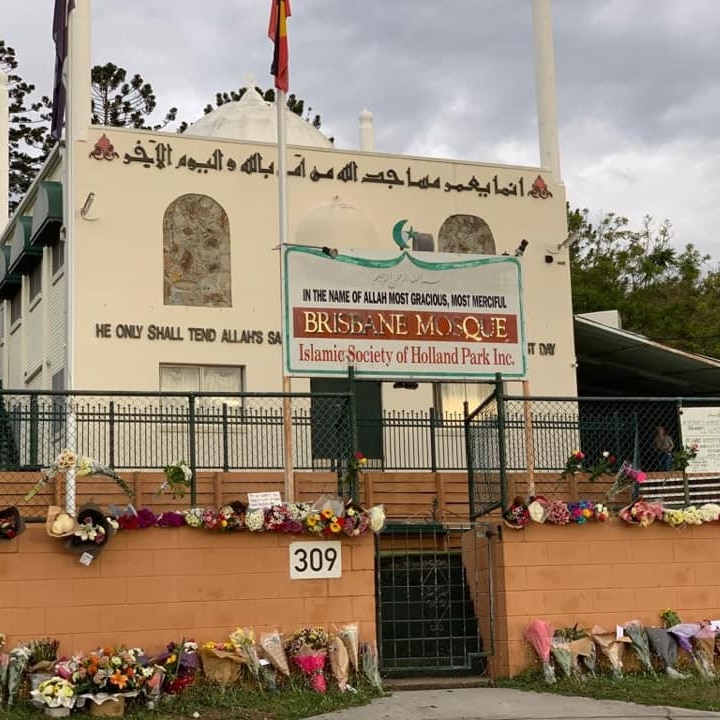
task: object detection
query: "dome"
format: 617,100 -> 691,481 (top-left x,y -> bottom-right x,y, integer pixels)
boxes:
185,81 -> 333,148
295,196 -> 378,250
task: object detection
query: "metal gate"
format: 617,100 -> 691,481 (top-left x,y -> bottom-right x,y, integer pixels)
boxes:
376,522 -> 495,676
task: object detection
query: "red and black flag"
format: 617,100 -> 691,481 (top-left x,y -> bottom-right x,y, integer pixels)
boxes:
268,0 -> 291,93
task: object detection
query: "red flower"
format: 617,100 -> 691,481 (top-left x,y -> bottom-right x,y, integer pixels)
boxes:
118,514 -> 140,530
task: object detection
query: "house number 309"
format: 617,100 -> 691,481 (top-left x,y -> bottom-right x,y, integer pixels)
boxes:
289,541 -> 342,579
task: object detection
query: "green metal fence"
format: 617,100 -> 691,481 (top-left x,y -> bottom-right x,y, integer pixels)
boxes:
468,389 -> 720,518
0,389 -> 356,517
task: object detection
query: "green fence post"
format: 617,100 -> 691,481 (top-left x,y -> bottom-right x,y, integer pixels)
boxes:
108,400 -> 116,469
29,394 -> 38,467
188,395 -> 197,506
496,374 -> 508,511
429,406 -> 438,473
347,366 -> 358,501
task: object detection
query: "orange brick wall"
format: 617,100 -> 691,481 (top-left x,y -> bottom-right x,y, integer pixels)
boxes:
471,520 -> 720,677
0,525 -> 376,657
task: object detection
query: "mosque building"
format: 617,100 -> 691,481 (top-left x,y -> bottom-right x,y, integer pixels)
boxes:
0,0 -> 575,427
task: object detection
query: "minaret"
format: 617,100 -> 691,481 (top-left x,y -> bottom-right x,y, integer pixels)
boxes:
531,0 -> 562,181
359,108 -> 375,152
0,71 -> 8,226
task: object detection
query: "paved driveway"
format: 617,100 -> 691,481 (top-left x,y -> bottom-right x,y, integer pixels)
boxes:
313,688 -> 720,720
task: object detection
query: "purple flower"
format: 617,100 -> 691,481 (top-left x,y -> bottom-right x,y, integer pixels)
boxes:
136,508 -> 158,528
156,511 -> 186,527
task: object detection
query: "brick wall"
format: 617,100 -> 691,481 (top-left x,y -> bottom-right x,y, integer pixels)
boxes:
0,525 -> 375,656
464,519 -> 720,678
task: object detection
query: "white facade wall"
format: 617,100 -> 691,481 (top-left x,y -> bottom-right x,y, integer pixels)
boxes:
0,124 -> 577,419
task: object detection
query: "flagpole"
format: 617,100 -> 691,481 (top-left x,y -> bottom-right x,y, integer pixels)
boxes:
276,89 -> 295,503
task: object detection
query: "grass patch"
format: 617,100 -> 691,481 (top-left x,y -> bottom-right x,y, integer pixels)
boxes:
498,669 -> 720,713
0,678 -> 382,720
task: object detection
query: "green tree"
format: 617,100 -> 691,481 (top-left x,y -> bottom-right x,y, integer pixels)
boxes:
91,62 -> 179,130
1,40 -> 56,213
569,206 -> 719,357
203,86 -> 322,129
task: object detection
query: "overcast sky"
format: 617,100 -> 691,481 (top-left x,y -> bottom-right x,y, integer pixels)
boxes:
4,1 -> 720,259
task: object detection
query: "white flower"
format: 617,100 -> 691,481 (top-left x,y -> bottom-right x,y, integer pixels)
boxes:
699,503 -> 720,522
245,508 -> 265,531
368,505 -> 386,533
602,451 -> 609,458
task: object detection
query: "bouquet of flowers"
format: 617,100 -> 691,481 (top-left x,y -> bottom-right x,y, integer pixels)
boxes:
623,621 -> 655,674
342,502 -> 371,537
587,451 -> 617,482
594,503 -> 610,522
30,677 -> 75,709
216,502 -> 246,531
328,636 -> 351,692
360,641 -> 383,692
503,497 -> 530,529
646,627 -> 685,678
664,506 -> 703,528
151,640 -> 199,694
7,645 -> 32,706
343,451 -> 367,499
159,460 -> 192,499
619,500 -> 664,527
527,496 -> 550,523
524,619 -> 556,683
567,500 -> 596,524
607,461 -> 647,500
337,623 -> 360,673
591,625 -> 631,679
183,508 -> 204,528
72,646 -> 151,695
561,449 -> 585,479
25,449 -> 133,501
229,627 -> 261,680
115,507 -> 157,530
259,631 -> 290,677
673,443 -> 699,472
286,627 -> 330,693
667,623 -> 707,677
693,625 -> 716,679
245,507 -> 266,532
264,503 -> 309,533
0,506 -> 24,540
546,499 -> 571,525
199,641 -> 243,688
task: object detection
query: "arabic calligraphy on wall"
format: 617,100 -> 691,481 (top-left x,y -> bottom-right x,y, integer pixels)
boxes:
89,134 -> 554,200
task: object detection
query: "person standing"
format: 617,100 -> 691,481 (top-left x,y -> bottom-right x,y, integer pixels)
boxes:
654,426 -> 675,471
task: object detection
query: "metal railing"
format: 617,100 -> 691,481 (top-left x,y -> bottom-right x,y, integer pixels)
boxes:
0,389 -> 472,518
467,389 -> 720,518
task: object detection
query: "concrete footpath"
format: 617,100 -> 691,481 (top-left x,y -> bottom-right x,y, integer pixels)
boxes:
312,688 -> 720,720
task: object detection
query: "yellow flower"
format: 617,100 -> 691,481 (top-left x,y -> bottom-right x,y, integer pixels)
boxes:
329,522 -> 341,533
321,508 -> 333,520
306,515 -> 318,527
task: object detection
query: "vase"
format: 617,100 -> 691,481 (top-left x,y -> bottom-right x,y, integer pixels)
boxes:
44,708 -> 70,718
89,696 -> 125,718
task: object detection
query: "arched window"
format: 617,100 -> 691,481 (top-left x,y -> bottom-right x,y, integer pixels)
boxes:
436,214 -> 496,416
437,214 -> 496,255
163,194 -> 231,307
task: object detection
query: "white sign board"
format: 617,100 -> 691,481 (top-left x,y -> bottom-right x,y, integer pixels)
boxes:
247,491 -> 282,509
679,406 -> 720,474
289,541 -> 342,579
281,247 -> 526,380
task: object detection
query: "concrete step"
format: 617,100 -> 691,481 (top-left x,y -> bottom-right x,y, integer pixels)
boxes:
383,676 -> 491,691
